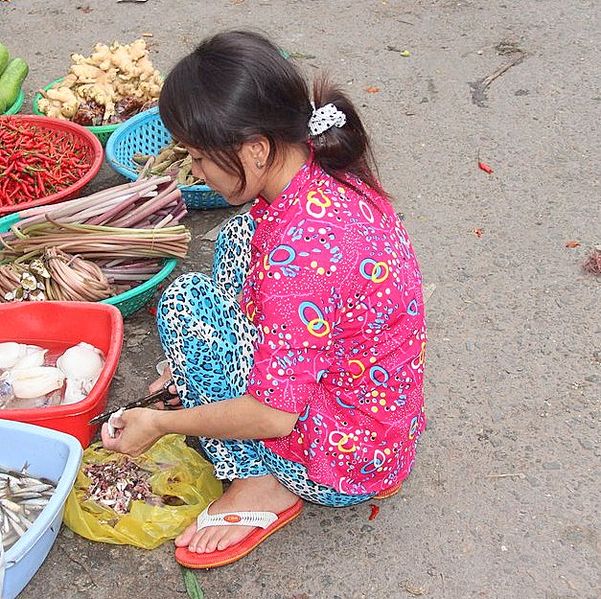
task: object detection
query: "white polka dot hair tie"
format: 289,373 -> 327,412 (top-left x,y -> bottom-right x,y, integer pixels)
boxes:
308,102 -> 347,137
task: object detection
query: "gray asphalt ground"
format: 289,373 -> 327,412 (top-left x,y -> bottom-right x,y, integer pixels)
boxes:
2,1 -> 600,598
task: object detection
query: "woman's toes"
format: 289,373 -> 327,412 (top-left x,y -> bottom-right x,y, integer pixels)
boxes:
203,529 -> 221,553
189,529 -> 209,553
175,522 -> 197,547
216,534 -> 233,551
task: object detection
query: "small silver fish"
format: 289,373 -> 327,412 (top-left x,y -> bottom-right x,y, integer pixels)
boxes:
0,466 -> 56,550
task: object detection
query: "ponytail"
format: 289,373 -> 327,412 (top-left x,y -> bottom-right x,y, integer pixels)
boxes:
311,76 -> 387,198
159,31 -> 387,199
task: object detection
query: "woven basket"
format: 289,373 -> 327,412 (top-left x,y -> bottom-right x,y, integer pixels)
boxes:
0,213 -> 177,318
105,107 -> 228,210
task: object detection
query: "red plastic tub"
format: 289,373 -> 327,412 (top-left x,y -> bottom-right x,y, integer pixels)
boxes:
0,302 -> 123,446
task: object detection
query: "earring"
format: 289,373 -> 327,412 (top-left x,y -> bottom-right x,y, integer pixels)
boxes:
255,160 -> 264,169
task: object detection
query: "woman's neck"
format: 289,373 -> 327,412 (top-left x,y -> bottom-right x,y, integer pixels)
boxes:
260,144 -> 311,204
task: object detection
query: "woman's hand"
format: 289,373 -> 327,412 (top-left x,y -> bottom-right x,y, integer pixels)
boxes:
100,407 -> 163,456
149,365 -> 182,410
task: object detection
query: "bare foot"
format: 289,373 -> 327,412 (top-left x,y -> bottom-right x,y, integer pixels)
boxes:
175,475 -> 299,553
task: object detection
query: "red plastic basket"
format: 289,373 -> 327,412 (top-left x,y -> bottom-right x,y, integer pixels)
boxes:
0,115 -> 104,216
0,302 -> 123,447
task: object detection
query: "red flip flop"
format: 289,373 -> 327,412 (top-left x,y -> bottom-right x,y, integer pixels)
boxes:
175,499 -> 303,569
374,481 -> 403,500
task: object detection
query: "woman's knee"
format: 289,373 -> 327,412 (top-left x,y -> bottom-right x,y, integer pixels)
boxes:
217,213 -> 255,244
158,272 -> 211,313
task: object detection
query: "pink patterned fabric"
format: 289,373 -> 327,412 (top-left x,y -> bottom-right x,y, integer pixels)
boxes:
241,158 -> 426,495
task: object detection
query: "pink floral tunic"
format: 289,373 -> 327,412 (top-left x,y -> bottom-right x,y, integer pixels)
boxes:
241,158 -> 426,495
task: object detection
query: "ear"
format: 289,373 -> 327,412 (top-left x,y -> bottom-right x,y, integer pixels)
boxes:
241,136 -> 270,167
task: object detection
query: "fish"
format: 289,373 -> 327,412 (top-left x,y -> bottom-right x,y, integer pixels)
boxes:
0,465 -> 55,551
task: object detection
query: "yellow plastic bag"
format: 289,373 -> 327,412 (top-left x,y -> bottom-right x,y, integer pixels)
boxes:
63,434 -> 222,549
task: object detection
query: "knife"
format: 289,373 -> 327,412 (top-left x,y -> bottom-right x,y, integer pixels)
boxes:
88,380 -> 176,426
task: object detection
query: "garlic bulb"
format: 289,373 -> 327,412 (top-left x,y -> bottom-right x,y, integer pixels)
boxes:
1,367 -> 65,400
13,345 -> 48,370
0,342 -> 47,371
0,342 -> 21,370
56,342 -> 104,380
62,379 -> 88,406
56,342 -> 105,405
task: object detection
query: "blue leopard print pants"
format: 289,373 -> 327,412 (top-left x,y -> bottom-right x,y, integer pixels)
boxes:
157,214 -> 373,507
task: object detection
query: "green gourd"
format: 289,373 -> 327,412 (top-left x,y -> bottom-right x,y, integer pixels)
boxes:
0,57 -> 28,113
0,44 -> 9,77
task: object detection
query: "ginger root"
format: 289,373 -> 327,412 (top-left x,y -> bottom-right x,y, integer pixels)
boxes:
39,38 -> 163,125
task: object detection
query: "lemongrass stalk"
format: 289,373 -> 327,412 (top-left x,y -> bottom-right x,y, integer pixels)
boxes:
102,265 -> 162,275
111,182 -> 180,228
104,272 -> 156,282
85,191 -> 145,226
17,180 -> 138,218
63,194 -> 154,224
153,214 -> 174,229
25,220 -> 188,236
17,176 -> 171,219
16,191 -> 138,229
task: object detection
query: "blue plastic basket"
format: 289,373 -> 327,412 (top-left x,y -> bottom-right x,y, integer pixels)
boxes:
105,107 -> 228,210
1,420 -> 82,599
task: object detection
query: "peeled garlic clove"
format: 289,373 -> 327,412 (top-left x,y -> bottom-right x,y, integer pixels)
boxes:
61,379 -> 87,406
57,342 -> 104,381
0,342 -> 24,370
3,367 -> 65,400
107,407 -> 125,438
12,345 -> 48,370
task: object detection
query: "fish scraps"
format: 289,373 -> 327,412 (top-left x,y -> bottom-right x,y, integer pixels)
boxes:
83,458 -> 159,514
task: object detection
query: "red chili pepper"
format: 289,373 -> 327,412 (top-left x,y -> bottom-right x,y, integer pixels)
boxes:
478,161 -> 494,174
36,172 -> 46,195
368,504 -> 380,520
0,116 -> 94,207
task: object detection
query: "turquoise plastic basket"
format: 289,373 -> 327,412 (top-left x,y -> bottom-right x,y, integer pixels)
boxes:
0,213 -> 177,318
105,107 -> 228,210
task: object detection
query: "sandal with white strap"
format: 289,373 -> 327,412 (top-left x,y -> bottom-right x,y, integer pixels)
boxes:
196,501 -> 279,529
175,499 -> 303,569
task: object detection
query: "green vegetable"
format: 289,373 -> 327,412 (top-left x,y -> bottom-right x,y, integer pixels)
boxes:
180,566 -> 204,599
0,43 -> 9,77
0,57 -> 28,113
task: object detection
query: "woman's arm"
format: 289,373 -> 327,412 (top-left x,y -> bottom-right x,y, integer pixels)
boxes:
157,394 -> 298,439
101,394 -> 298,456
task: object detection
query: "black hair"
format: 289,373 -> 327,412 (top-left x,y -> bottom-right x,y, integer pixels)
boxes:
159,30 -> 387,197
